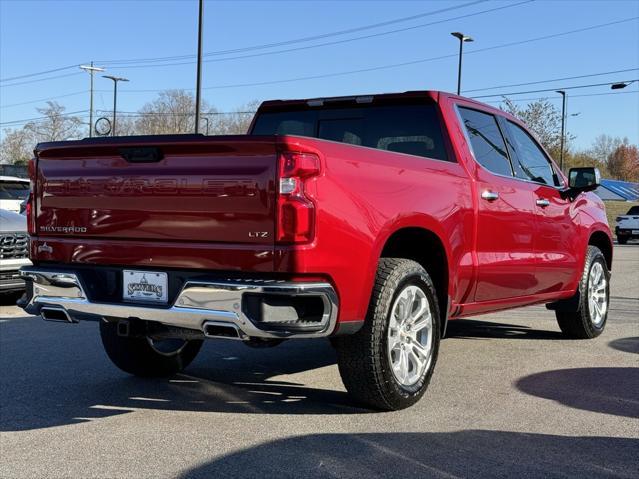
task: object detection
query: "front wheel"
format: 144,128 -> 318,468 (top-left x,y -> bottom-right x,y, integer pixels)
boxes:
555,246 -> 610,339
100,320 -> 203,377
334,258 -> 440,410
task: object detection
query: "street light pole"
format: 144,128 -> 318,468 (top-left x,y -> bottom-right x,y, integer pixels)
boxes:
556,90 -> 566,172
451,32 -> 473,95
103,75 -> 129,136
201,116 -> 209,135
194,0 -> 204,134
79,62 -> 105,137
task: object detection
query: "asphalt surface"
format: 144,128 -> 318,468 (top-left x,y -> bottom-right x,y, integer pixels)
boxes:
1,245 -> 637,478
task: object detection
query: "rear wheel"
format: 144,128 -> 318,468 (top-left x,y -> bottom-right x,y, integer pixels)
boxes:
555,246 -> 610,339
617,236 -> 628,245
334,258 -> 440,410
100,320 -> 203,377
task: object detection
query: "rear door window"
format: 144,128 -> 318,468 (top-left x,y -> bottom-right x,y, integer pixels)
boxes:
251,103 -> 450,162
458,107 -> 513,177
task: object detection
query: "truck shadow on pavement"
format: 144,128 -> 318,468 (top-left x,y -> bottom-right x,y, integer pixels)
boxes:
2,316 -> 629,432
608,336 -> 639,354
516,367 -> 639,419
445,319 -> 564,340
0,318 -> 367,432
177,431 -> 639,479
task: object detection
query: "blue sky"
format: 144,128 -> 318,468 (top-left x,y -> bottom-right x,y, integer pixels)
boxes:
1,0 -> 638,149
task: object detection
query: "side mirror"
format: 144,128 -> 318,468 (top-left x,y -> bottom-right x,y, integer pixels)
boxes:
566,167 -> 601,197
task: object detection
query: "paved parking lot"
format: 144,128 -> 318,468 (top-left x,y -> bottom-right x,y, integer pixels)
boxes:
1,246 -> 637,478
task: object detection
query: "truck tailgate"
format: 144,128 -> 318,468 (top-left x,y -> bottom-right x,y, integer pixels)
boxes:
34,136 -> 277,246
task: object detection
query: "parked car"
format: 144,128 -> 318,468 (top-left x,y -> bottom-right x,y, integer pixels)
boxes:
0,209 -> 30,293
615,205 -> 639,244
0,176 -> 30,214
18,90 -> 612,410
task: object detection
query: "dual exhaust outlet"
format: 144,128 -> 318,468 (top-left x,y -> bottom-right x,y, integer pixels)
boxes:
40,307 -> 246,340
40,307 -> 75,324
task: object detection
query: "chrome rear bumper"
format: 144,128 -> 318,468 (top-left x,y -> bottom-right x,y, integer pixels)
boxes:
19,267 -> 338,339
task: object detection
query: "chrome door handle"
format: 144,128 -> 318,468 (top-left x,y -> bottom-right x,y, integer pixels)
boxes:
481,190 -> 499,201
536,198 -> 550,207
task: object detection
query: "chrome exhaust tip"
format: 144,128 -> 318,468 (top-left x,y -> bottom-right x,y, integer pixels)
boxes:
40,307 -> 76,323
202,321 -> 246,340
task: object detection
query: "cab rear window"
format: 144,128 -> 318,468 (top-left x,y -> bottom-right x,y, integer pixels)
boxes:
251,103 -> 450,162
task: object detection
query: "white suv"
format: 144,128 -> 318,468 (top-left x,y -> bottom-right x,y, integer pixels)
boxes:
0,210 -> 31,293
615,205 -> 639,244
0,176 -> 30,214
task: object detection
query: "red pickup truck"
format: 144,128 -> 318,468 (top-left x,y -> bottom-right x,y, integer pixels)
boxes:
19,91 -> 612,410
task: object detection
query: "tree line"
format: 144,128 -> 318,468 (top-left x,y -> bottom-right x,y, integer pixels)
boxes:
501,98 -> 638,182
0,90 -> 258,165
1,89 -> 638,182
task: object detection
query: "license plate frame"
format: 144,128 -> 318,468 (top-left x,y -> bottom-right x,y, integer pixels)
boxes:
123,270 -> 168,304
632,230 -> 639,235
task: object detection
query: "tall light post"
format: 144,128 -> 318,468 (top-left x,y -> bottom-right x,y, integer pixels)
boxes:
451,32 -> 473,95
194,0 -> 204,134
103,75 -> 129,136
201,116 -> 210,135
79,62 -> 105,137
556,90 -> 566,172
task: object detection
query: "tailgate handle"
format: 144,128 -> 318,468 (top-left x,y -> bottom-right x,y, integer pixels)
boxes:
119,147 -> 164,163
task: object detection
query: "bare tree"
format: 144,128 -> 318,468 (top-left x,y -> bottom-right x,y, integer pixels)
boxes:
209,100 -> 259,135
24,101 -> 82,142
589,134 -> 627,164
0,127 -> 36,165
112,115 -> 138,136
501,98 -> 567,159
135,90 -> 212,135
1,102 -> 82,164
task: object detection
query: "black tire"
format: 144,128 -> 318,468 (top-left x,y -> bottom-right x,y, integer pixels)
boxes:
555,246 -> 610,339
100,320 -> 203,377
617,236 -> 628,245
334,258 -> 440,411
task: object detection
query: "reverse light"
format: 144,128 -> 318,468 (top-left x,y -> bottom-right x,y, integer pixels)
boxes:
277,151 -> 320,244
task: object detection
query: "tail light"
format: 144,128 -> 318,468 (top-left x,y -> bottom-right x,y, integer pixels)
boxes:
27,158 -> 36,235
276,151 -> 320,244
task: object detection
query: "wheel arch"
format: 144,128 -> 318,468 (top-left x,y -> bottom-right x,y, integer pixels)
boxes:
377,225 -> 450,337
588,229 -> 613,271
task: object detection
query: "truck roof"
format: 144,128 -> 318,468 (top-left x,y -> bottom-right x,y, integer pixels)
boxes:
258,90 -> 441,110
259,89 -> 498,108
257,89 -> 518,123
